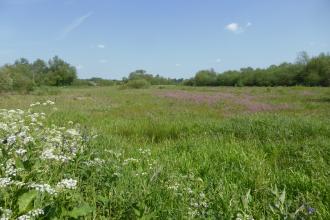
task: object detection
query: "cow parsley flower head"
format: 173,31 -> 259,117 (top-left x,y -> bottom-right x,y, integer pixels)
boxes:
57,178 -> 77,190
17,208 -> 44,220
29,183 -> 57,195
0,177 -> 12,188
15,148 -> 27,156
6,135 -> 16,145
0,207 -> 12,220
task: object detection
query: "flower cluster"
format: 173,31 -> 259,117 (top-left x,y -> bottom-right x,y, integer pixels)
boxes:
166,172 -> 209,218
0,101 -> 84,218
17,208 -> 44,220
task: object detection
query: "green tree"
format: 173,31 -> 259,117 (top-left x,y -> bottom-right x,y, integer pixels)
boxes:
46,56 -> 77,86
32,59 -> 48,85
194,69 -> 217,86
0,67 -> 13,92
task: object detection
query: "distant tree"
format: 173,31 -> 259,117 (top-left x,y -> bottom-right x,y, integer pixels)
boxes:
3,59 -> 34,92
0,67 -> 13,91
305,53 -> 330,86
296,51 -> 310,65
46,56 -> 77,86
32,59 -> 48,85
194,69 -> 217,86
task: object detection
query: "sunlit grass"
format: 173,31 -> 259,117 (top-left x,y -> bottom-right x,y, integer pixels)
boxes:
0,86 -> 329,219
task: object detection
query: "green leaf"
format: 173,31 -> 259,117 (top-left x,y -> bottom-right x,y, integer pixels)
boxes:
241,189 -> 251,210
18,190 -> 37,214
67,204 -> 94,219
279,188 -> 286,204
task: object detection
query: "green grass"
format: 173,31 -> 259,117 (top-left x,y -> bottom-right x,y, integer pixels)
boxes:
1,86 -> 330,219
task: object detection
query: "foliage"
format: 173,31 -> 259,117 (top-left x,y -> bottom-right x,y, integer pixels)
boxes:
126,69 -> 181,85
2,86 -> 329,218
125,78 -> 151,89
46,56 -> 77,86
0,56 -> 77,93
194,69 -> 217,86
189,52 -> 330,87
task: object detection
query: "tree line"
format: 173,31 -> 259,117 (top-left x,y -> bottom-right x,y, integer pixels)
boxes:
1,52 -> 329,93
0,56 -> 77,92
184,52 -> 330,87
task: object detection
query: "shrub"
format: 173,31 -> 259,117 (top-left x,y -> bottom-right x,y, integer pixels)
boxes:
126,79 -> 150,89
0,71 -> 13,92
194,69 -> 217,86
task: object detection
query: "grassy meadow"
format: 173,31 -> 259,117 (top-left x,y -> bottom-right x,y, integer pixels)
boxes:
1,86 -> 330,219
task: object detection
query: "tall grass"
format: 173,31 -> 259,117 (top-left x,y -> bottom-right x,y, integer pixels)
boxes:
0,86 -> 329,219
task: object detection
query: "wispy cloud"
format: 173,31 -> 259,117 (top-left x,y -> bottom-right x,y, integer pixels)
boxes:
97,44 -> 105,49
175,63 -> 181,67
216,58 -> 221,63
225,22 -> 252,34
59,11 -> 93,39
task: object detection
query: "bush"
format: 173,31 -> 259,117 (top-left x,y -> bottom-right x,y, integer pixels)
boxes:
195,69 -> 217,86
0,70 -> 13,92
126,79 -> 150,89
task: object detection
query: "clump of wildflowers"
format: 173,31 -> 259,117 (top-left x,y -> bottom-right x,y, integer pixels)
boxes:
166,172 -> 209,218
0,101 -> 86,218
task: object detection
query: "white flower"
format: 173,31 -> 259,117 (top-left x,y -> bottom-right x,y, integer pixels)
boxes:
41,148 -> 71,162
83,158 -> 105,166
17,208 -> 44,220
6,135 -> 16,145
66,129 -> 79,136
5,159 -> 17,176
23,136 -> 34,145
0,207 -> 12,220
0,177 -> 12,188
57,178 -> 77,190
29,183 -> 57,195
15,148 -> 27,156
46,100 -> 55,105
0,123 -> 8,131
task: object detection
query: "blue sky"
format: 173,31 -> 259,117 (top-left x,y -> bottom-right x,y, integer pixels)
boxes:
1,0 -> 329,79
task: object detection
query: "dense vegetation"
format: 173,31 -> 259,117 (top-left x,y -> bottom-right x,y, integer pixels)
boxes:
0,56 -> 77,93
1,52 -> 329,94
122,69 -> 183,87
186,52 -> 330,87
1,86 -> 329,218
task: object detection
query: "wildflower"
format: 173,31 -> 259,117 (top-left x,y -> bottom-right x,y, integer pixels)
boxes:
57,178 -> 77,190
23,136 -> 34,145
5,159 -> 17,176
0,177 -> 12,188
0,123 -> 8,131
0,207 -> 12,220
6,135 -> 16,145
66,129 -> 80,136
46,100 -> 55,105
307,206 -> 315,215
83,158 -> 105,166
17,208 -> 44,220
123,158 -> 139,165
29,183 -> 57,195
15,148 -> 27,157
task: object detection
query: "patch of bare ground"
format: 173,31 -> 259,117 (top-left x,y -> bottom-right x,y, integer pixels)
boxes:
159,90 -> 290,113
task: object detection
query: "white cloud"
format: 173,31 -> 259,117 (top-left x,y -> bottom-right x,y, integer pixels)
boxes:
97,44 -> 105,49
59,11 -> 93,39
225,22 -> 252,33
225,23 -> 240,32
175,63 -> 181,67
216,58 -> 221,63
99,59 -> 108,63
